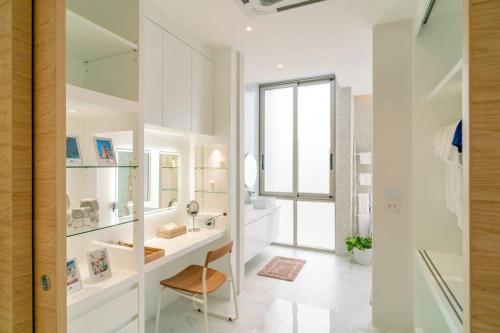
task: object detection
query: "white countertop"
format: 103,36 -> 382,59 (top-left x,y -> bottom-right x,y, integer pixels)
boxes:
144,227 -> 226,273
245,204 -> 280,225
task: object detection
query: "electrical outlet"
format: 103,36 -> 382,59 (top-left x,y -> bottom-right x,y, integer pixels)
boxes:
385,200 -> 401,213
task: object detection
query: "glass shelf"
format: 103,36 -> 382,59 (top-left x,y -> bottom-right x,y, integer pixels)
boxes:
162,166 -> 179,169
195,166 -> 227,170
67,215 -> 138,237
161,188 -> 179,191
195,190 -> 227,195
67,165 -> 138,169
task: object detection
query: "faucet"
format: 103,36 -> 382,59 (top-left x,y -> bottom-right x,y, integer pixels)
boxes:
245,190 -> 254,204
206,212 -> 227,227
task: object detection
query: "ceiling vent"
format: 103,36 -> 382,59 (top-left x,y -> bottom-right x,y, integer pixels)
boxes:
238,0 -> 329,16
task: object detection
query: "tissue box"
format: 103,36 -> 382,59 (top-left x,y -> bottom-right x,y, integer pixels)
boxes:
157,223 -> 187,239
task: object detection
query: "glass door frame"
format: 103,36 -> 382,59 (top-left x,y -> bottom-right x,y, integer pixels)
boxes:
259,75 -> 336,250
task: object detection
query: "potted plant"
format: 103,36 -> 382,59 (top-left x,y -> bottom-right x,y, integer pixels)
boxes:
345,236 -> 372,265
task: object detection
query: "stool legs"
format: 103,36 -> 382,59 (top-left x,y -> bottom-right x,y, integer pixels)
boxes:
155,287 -> 164,333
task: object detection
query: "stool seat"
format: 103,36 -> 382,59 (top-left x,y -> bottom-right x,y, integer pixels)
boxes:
160,265 -> 226,294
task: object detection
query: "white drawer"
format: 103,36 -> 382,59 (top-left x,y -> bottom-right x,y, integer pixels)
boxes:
68,287 -> 138,333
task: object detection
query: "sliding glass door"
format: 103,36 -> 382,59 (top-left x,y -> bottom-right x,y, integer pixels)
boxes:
260,77 -> 336,250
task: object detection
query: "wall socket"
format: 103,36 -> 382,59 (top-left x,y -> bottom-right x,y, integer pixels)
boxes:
385,200 -> 401,212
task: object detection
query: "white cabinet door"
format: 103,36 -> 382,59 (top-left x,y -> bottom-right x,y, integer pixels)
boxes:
163,31 -> 192,132
143,18 -> 163,126
191,49 -> 214,135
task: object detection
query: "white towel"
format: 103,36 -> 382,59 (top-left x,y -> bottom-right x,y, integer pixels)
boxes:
359,152 -> 372,165
359,173 -> 372,186
357,193 -> 370,215
358,214 -> 371,237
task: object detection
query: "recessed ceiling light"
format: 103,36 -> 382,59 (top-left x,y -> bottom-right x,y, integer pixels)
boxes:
245,26 -> 253,31
68,109 -> 78,113
277,64 -> 284,69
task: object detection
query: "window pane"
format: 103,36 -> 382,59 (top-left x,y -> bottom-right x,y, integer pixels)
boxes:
297,200 -> 335,249
264,87 -> 294,193
298,82 -> 331,195
274,199 -> 294,244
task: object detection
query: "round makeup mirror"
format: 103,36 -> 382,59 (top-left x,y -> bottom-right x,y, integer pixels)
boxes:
186,200 -> 200,217
244,154 -> 258,189
186,200 -> 200,232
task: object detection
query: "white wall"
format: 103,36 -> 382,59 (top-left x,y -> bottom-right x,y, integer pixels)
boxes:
372,19 -> 414,332
335,84 -> 353,254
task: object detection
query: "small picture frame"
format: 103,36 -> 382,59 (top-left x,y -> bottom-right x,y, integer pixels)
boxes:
66,135 -> 83,166
93,136 -> 117,166
86,248 -> 112,283
66,258 -> 83,294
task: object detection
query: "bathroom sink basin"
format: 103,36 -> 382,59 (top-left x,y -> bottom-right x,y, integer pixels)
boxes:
251,196 -> 276,209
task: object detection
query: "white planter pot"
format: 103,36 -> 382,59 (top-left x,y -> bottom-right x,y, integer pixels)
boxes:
353,248 -> 372,265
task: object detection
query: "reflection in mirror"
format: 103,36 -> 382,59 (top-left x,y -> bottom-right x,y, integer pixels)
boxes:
159,153 -> 179,210
244,153 -> 258,189
116,150 -> 151,217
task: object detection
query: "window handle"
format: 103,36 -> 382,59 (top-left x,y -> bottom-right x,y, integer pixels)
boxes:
261,154 -> 265,171
329,153 -> 333,171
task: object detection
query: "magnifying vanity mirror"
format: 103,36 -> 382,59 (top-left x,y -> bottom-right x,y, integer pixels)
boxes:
186,200 -> 200,232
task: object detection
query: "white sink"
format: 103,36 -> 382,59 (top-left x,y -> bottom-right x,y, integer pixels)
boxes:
251,196 -> 276,209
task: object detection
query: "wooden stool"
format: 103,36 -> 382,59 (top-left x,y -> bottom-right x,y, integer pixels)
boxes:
154,241 -> 239,333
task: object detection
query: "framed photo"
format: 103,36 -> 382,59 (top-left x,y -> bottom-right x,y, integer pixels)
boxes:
93,136 -> 117,166
66,135 -> 83,166
86,248 -> 112,283
66,258 -> 83,294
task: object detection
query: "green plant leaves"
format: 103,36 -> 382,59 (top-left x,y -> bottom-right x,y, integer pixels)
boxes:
345,236 -> 372,252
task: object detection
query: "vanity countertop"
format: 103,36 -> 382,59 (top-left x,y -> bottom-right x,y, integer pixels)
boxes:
245,204 -> 280,225
144,227 -> 226,273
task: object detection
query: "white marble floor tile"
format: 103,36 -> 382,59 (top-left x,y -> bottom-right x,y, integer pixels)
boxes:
147,245 -> 381,333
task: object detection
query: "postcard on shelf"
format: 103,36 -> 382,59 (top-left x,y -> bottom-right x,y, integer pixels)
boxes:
66,258 -> 83,294
93,136 -> 117,166
86,248 -> 112,283
66,135 -> 83,166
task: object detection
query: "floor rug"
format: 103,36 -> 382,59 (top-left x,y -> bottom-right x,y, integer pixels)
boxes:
257,256 -> 306,282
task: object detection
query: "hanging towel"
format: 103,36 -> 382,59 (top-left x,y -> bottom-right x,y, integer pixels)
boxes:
357,193 -> 370,215
359,152 -> 372,165
359,173 -> 372,186
357,215 -> 371,237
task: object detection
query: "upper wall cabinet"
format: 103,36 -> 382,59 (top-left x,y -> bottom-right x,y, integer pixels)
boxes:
143,17 -> 214,136
192,50 -> 214,135
144,19 -> 163,125
164,32 -> 192,132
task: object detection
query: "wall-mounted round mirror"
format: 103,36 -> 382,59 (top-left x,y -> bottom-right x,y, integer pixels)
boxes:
244,154 -> 258,189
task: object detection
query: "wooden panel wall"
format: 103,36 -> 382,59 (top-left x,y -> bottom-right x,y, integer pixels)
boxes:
469,0 -> 500,332
33,0 -> 67,331
0,0 -> 33,332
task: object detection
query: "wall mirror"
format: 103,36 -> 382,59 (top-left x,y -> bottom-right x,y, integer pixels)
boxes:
244,153 -> 258,190
158,152 -> 179,210
116,150 -> 150,217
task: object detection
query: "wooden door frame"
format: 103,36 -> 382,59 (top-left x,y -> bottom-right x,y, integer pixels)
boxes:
469,0 -> 500,331
0,0 -> 33,331
33,0 -> 67,331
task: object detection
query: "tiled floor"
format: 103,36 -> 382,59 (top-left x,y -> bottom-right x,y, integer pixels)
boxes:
147,245 -> 382,333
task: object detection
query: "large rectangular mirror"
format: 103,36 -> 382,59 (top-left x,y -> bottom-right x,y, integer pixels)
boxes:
159,153 -> 179,210
117,150 -> 179,216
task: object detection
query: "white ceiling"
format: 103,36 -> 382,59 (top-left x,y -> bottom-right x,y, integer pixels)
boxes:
149,0 -> 415,95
